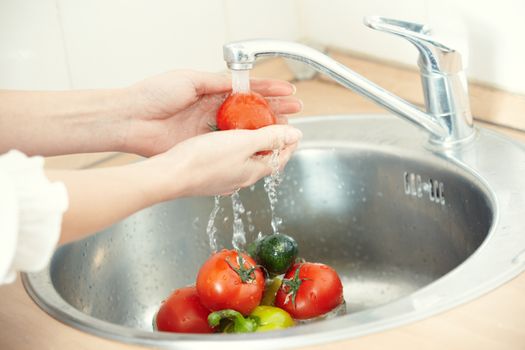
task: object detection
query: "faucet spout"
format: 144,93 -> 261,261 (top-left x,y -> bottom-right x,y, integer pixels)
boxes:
224,40 -> 448,141
223,19 -> 474,146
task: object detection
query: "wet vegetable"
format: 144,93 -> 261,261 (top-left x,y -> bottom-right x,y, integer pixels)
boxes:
155,286 -> 213,333
215,92 -> 277,155
275,262 -> 344,320
250,305 -> 295,332
261,276 -> 283,306
255,234 -> 299,276
216,92 -> 277,131
196,249 -> 264,315
208,306 -> 294,333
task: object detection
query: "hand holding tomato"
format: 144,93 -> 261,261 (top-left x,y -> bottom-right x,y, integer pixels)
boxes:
123,71 -> 302,157
146,124 -> 302,197
196,249 -> 265,315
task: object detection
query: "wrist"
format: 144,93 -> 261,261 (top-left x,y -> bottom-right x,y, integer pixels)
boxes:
93,87 -> 139,154
48,88 -> 137,155
112,83 -> 165,156
60,87 -> 143,154
128,155 -> 190,205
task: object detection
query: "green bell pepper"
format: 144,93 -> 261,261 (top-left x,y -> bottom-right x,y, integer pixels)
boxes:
208,306 -> 294,333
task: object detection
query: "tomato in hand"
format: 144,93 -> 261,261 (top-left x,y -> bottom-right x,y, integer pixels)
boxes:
216,92 -> 277,131
155,286 -> 213,333
196,249 -> 264,315
274,262 -> 344,320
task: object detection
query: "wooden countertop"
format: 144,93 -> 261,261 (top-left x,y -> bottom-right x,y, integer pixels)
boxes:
2,54 -> 525,350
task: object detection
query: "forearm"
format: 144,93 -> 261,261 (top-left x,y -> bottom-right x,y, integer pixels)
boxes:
46,162 -> 181,244
0,89 -> 135,156
42,124 -> 301,244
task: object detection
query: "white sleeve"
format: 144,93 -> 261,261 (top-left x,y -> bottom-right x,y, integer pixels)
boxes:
0,150 -> 68,284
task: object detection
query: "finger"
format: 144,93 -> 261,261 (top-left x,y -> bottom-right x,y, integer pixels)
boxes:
250,79 -> 296,97
247,125 -> 303,154
244,144 -> 297,185
268,96 -> 303,115
278,144 -> 297,172
187,72 -> 298,97
276,115 -> 289,125
243,157 -> 275,186
184,70 -> 231,95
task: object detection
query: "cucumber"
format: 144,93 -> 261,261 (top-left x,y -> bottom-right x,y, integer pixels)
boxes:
256,234 -> 298,276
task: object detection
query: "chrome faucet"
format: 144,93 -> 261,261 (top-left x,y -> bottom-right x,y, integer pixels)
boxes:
223,16 -> 474,147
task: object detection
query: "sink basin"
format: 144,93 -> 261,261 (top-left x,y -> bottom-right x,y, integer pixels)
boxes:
23,115 -> 525,349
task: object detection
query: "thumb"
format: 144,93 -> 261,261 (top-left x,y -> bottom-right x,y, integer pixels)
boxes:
249,125 -> 303,153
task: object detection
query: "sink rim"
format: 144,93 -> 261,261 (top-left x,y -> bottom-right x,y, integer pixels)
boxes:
22,114 -> 525,349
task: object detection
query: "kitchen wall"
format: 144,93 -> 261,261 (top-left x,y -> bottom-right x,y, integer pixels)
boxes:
0,0 -> 298,90
0,0 -> 524,94
299,0 -> 525,94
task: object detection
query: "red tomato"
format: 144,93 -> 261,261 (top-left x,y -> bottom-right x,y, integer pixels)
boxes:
196,249 -> 264,315
216,92 -> 277,131
155,286 -> 213,333
275,262 -> 344,320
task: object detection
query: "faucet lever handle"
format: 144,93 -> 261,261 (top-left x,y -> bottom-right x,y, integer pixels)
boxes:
364,16 -> 462,74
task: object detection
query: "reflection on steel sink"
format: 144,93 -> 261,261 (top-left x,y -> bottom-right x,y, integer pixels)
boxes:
23,115 -> 525,349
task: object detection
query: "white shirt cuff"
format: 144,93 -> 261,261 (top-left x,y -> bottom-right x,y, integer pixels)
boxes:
0,150 -> 69,284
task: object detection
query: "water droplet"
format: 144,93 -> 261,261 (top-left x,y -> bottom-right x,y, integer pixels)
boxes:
231,191 -> 247,250
192,217 -> 200,229
206,196 -> 221,253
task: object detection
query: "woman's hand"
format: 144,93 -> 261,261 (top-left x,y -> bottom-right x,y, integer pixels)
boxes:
122,70 -> 302,156
0,70 -> 301,157
146,125 -> 302,200
49,124 -> 302,243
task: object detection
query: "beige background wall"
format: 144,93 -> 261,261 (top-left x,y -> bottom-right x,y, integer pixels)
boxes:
1,0 -> 524,93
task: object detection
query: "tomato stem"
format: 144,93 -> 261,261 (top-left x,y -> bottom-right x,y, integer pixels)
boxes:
281,265 -> 307,308
207,122 -> 220,131
225,252 -> 257,284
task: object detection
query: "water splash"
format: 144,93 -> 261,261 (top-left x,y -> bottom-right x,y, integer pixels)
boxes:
264,149 -> 283,234
246,210 -> 255,233
231,70 -> 250,94
231,191 -> 247,250
206,196 -> 221,253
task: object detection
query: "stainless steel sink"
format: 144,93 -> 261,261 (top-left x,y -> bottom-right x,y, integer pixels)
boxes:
23,115 -> 525,349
